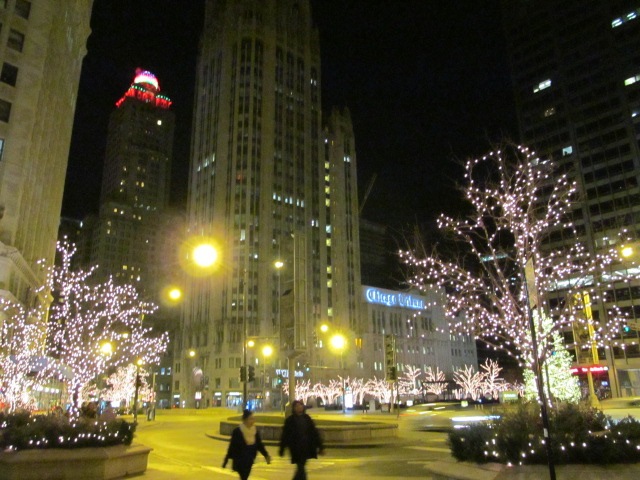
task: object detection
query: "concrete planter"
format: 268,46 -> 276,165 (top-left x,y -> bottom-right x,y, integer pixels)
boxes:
425,460 -> 640,480
0,443 -> 152,480
219,420 -> 397,444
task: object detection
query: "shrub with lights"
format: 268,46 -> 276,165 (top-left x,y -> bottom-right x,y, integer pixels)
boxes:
0,411 -> 135,452
448,402 -> 640,465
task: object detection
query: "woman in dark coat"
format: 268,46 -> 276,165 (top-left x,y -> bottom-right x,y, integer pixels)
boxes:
223,409 -> 271,480
279,400 -> 325,480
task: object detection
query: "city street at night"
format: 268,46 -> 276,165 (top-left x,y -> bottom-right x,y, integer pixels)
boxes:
133,408 -> 448,480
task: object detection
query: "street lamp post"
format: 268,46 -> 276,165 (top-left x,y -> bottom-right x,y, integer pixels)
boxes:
262,345 -> 273,410
133,358 -> 143,423
242,269 -> 250,410
523,259 -> 556,480
274,260 -> 284,410
330,333 -> 347,413
188,349 -> 196,408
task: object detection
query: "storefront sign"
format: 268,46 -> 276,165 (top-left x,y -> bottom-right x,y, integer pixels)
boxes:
275,369 -> 303,378
364,287 -> 424,310
570,365 -> 609,374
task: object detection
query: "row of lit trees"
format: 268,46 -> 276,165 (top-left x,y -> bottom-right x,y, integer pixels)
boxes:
281,359 -> 522,405
0,241 -> 168,412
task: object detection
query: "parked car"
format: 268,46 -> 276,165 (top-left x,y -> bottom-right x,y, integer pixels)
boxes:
399,402 -> 500,431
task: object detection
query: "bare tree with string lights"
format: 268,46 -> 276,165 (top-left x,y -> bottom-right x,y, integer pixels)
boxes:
0,298 -> 50,412
47,240 -> 169,408
399,144 -> 640,394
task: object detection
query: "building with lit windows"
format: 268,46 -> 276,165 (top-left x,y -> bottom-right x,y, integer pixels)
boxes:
0,0 -> 92,306
76,70 -> 179,407
80,70 -> 175,293
177,0 -> 361,409
503,0 -> 640,396
360,285 -> 478,384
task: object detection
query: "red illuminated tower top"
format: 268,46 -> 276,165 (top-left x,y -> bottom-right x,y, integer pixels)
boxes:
115,68 -> 172,109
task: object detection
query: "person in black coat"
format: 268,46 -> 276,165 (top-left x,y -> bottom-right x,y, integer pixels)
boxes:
279,400 -> 325,480
223,409 -> 271,480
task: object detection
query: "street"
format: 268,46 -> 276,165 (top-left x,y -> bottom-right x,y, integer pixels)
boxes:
133,408 -> 448,479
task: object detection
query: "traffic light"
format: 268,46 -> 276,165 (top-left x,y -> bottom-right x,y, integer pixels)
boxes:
276,375 -> 284,386
624,325 -> 631,333
384,334 -> 397,381
239,366 -> 246,382
247,365 -> 255,382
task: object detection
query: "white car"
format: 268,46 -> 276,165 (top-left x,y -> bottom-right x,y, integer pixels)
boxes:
600,397 -> 640,409
600,397 -> 640,423
399,402 -> 500,431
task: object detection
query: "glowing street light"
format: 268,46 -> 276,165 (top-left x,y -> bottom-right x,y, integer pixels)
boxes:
168,287 -> 182,301
193,243 -> 218,268
621,246 -> 634,258
320,323 -> 329,333
100,341 -> 113,356
262,345 -> 274,358
330,334 -> 346,351
188,349 -> 196,358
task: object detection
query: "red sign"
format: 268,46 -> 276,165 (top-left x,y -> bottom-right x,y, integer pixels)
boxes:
569,365 -> 609,374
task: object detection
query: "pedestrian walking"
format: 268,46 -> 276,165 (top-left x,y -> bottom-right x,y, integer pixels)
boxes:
279,400 -> 325,480
222,409 -> 271,480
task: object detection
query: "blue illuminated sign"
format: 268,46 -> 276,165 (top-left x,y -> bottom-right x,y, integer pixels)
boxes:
364,287 -> 424,310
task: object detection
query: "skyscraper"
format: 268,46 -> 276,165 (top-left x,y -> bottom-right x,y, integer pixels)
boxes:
178,0 -> 362,408
0,0 -> 93,305
81,70 -> 175,294
76,69 -> 179,407
503,0 -> 640,396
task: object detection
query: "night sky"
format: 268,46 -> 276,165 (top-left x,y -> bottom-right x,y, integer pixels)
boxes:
62,0 -> 517,229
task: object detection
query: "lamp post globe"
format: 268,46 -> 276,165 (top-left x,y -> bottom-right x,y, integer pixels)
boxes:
168,287 -> 182,301
193,243 -> 218,268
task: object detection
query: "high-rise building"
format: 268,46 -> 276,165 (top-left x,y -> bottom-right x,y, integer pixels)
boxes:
0,0 -> 93,305
503,0 -> 640,396
81,70 -> 176,293
360,285 -> 477,383
177,0 -> 362,408
359,219 -> 401,289
77,69 -> 179,407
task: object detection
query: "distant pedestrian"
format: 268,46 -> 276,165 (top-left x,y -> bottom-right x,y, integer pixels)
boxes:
279,400 -> 325,480
222,409 -> 271,480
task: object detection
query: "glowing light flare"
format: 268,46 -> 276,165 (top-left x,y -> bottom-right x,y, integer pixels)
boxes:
192,243 -> 218,268
330,333 -> 347,350
167,287 -> 182,301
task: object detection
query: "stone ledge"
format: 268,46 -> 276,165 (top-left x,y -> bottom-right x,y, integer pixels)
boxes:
217,419 -> 397,447
0,443 -> 152,480
424,460 -> 640,480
